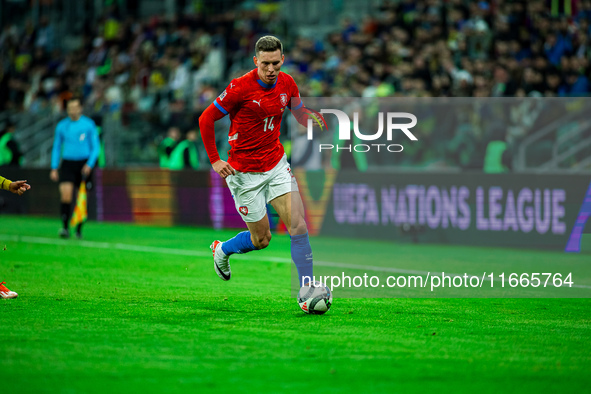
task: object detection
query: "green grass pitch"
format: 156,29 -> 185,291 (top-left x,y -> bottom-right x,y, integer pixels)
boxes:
1,216 -> 590,393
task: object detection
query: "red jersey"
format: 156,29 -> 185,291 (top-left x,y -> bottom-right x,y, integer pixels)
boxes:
211,69 -> 303,172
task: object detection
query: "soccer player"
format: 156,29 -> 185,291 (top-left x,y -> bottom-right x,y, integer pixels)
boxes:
1,175 -> 30,299
199,35 -> 325,286
50,97 -> 100,239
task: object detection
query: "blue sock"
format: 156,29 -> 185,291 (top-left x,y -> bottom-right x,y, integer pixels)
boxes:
221,231 -> 257,256
291,232 -> 313,286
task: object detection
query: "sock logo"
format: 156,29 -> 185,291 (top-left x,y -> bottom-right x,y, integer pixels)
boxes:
305,253 -> 313,260
239,206 -> 249,216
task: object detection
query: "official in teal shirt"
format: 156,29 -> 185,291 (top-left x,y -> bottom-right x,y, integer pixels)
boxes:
50,97 -> 100,239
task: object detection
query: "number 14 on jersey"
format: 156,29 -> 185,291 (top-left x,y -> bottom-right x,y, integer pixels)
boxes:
263,116 -> 275,132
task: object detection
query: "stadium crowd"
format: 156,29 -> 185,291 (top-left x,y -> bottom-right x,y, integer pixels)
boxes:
293,0 -> 591,98
1,0 -> 590,169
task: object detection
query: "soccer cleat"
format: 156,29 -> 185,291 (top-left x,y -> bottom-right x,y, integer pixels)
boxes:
0,282 -> 18,299
75,231 -> 82,240
210,240 -> 231,281
59,228 -> 70,239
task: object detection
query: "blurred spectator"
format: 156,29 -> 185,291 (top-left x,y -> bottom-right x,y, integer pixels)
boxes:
158,127 -> 180,169
169,129 -> 200,170
35,17 -> 55,52
0,121 -> 22,167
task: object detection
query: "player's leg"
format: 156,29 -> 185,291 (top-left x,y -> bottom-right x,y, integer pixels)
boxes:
0,281 -> 18,299
236,215 -> 272,250
210,171 -> 269,281
58,181 -> 74,238
267,154 -> 313,286
270,191 -> 313,286
57,160 -> 79,238
215,214 -> 271,257
211,216 -> 270,281
269,191 -> 307,235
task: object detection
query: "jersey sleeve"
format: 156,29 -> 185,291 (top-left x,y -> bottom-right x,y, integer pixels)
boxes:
0,176 -> 12,191
287,76 -> 327,130
51,122 -> 64,170
287,76 -> 303,111
86,119 -> 100,168
199,101 -> 230,165
212,79 -> 242,116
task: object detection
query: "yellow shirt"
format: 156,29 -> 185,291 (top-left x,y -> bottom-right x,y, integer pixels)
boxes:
0,176 -> 12,191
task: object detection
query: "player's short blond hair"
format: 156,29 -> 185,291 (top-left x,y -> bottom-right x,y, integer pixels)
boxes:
255,36 -> 283,56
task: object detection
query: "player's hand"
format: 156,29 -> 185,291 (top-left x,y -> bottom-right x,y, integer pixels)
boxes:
9,180 -> 31,196
50,169 -> 59,182
82,164 -> 92,178
212,160 -> 236,179
308,113 -> 325,131
303,108 -> 327,132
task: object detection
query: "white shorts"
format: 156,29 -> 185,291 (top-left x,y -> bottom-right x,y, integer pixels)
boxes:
226,154 -> 298,223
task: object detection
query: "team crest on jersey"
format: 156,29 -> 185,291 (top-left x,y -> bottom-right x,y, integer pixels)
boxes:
280,93 -> 288,106
239,206 -> 249,216
219,90 -> 227,101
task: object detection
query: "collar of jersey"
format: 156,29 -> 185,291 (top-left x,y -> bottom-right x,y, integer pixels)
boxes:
256,78 -> 277,89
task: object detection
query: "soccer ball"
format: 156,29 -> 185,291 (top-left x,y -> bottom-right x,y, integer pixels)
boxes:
297,281 -> 332,314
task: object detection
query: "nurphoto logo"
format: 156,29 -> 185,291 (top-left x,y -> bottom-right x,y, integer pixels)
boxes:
306,109 -> 418,153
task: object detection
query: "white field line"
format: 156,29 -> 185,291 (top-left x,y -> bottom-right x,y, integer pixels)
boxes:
2,234 -> 590,290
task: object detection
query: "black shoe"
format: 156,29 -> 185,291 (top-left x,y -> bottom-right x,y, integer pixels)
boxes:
59,228 -> 70,239
75,231 -> 82,240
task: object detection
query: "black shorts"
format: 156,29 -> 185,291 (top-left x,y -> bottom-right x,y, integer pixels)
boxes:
59,159 -> 92,187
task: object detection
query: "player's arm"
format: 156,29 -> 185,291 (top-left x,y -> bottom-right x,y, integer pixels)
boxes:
288,80 -> 327,131
199,104 -> 235,177
0,176 -> 30,195
291,106 -> 327,131
84,120 -> 100,176
50,123 -> 63,182
199,82 -> 241,178
0,176 -> 10,191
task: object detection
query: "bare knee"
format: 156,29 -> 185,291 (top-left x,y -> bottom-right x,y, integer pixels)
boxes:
252,231 -> 272,249
59,183 -> 74,203
290,219 -> 308,236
